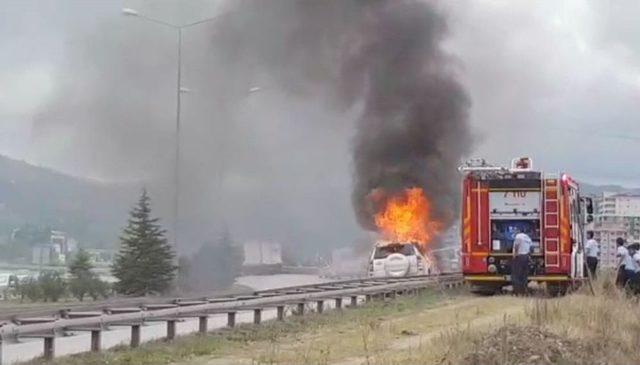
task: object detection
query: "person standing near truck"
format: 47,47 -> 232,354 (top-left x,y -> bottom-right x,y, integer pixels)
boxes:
630,244 -> 640,294
616,237 -> 628,288
584,231 -> 599,279
623,243 -> 640,292
512,227 -> 532,295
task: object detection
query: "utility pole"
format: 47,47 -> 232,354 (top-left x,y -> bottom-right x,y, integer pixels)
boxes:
122,8 -> 223,253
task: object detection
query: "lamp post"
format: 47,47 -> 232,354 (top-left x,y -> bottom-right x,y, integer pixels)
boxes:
122,8 -> 224,253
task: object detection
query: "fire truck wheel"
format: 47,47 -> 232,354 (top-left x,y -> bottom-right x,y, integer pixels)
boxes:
546,283 -> 568,297
470,284 -> 502,296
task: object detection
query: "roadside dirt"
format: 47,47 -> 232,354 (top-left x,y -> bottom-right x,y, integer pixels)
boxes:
330,296 -> 526,365
181,295 -> 529,365
460,325 -> 599,365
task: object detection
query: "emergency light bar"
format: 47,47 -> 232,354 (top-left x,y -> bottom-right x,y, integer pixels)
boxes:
459,157 -> 535,174
510,157 -> 533,172
457,158 -> 507,173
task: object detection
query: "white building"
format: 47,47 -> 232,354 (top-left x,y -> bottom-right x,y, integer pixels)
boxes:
593,192 -> 640,268
598,192 -> 640,216
30,231 -> 78,266
242,241 -> 283,274
32,243 -> 63,266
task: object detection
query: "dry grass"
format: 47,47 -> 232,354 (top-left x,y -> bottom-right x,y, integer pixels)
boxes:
228,294 -> 526,365
27,277 -> 640,365
235,291 -> 465,365
374,297 -> 526,365
371,274 -> 640,365
521,273 -> 640,364
415,274 -> 640,365
26,289 -> 454,365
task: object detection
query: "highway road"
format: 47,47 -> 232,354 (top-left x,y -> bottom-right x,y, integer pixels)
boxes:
1,274 -> 330,365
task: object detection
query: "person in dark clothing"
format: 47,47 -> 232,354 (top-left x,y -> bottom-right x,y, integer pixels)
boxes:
625,243 -> 640,293
616,237 -> 628,288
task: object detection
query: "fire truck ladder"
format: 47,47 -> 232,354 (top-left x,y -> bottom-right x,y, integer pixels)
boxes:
544,176 -> 561,268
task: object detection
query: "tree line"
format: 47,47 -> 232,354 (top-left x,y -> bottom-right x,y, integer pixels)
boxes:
111,189 -> 243,296
6,189 -> 243,303
13,249 -> 109,303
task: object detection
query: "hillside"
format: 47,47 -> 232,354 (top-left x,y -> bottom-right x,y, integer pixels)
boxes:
578,182 -> 640,196
0,155 -> 136,248
0,154 -> 635,250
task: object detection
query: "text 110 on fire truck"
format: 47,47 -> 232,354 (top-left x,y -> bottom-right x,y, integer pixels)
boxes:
459,157 -> 594,295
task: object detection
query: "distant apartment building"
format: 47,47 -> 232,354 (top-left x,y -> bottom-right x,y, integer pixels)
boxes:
31,230 -> 78,266
598,192 -> 640,216
32,243 -> 63,266
593,192 -> 640,268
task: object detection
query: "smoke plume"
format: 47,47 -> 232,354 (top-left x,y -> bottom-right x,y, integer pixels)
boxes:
31,0 -> 470,255
343,1 -> 472,231
217,0 -> 472,233
214,0 -> 471,235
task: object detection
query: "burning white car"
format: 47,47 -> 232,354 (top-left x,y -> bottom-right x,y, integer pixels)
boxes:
368,241 -> 433,278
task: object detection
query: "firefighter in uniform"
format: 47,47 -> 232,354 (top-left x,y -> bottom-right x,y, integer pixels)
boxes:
511,228 -> 532,295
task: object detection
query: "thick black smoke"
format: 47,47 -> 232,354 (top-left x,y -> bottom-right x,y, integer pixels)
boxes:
217,0 -> 471,231
31,0 -> 469,256
342,1 -> 472,230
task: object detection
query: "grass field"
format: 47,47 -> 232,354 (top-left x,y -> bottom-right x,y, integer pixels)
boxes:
26,288 -> 460,365
25,275 -> 640,365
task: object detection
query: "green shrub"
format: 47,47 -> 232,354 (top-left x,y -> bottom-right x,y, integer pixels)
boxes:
39,271 -> 66,302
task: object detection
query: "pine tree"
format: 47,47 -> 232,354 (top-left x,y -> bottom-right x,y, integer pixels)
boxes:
112,189 -> 177,296
69,249 -> 94,301
39,271 -> 66,302
69,249 -> 93,278
217,230 -> 244,283
184,230 -> 244,291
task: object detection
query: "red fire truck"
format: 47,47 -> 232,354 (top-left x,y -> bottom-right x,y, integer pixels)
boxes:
459,157 -> 593,294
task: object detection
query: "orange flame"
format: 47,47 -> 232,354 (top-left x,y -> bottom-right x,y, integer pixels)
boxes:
374,188 -> 441,250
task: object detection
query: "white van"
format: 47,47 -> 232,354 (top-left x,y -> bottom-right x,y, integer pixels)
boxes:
368,242 -> 432,278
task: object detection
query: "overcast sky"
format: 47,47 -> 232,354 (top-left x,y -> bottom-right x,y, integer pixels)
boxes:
3,1 -> 640,185
447,1 -> 640,186
2,0 -> 640,251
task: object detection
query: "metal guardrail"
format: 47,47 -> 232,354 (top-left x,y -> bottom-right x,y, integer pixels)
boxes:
0,294 -> 225,322
0,273 -> 463,363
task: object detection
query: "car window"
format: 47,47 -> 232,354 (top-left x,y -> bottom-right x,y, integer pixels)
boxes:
374,244 -> 415,259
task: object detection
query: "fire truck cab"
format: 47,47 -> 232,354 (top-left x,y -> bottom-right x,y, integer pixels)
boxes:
459,157 -> 592,294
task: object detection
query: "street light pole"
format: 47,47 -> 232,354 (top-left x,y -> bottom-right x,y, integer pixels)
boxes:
174,27 -> 182,254
122,8 -> 221,253
123,8 -> 258,254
